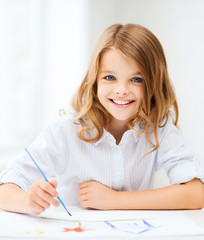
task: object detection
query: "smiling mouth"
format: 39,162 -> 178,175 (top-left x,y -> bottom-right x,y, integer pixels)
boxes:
109,99 -> 135,105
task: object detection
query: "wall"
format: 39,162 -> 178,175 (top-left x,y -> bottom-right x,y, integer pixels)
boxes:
0,0 -> 88,169
0,0 -> 32,168
42,0 -> 88,120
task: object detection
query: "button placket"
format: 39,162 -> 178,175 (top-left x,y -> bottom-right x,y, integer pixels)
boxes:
112,145 -> 124,190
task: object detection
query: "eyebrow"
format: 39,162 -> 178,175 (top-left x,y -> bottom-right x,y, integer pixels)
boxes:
100,70 -> 142,77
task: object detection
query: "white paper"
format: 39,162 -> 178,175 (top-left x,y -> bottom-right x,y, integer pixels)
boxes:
0,206 -> 204,238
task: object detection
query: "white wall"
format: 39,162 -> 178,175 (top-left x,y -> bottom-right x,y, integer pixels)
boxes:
42,0 -> 88,120
0,0 -> 32,168
0,0 -> 88,169
1,0 -> 204,188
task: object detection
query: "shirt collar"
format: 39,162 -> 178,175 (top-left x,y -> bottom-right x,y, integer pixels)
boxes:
94,123 -> 141,146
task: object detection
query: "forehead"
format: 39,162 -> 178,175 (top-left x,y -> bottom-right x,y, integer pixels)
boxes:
99,48 -> 141,74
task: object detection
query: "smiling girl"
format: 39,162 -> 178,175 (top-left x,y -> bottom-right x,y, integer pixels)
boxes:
97,48 -> 144,144
0,24 -> 204,215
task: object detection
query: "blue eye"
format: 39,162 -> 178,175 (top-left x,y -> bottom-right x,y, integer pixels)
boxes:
132,77 -> 143,83
105,75 -> 115,81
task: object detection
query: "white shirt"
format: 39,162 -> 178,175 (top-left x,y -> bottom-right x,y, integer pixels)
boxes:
0,115 -> 203,205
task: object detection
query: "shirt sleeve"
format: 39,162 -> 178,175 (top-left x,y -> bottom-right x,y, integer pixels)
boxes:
155,119 -> 204,185
0,119 -> 65,191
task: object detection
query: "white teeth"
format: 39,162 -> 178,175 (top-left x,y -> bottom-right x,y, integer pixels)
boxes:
112,100 -> 132,105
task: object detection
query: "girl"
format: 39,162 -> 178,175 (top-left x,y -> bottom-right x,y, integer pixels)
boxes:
0,24 -> 204,215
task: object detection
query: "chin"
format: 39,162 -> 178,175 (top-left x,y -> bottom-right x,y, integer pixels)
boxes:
112,116 -> 132,122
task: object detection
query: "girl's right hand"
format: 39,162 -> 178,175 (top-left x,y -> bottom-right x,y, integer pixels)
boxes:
26,179 -> 60,215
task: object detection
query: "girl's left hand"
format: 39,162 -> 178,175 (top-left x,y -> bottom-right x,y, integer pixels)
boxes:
78,181 -> 117,209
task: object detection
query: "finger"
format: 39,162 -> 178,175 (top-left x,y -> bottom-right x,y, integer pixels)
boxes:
78,193 -> 88,202
27,194 -> 47,215
36,187 -> 59,206
78,183 -> 88,190
31,192 -> 50,209
78,188 -> 88,196
29,188 -> 51,209
79,181 -> 94,189
30,201 -> 46,215
80,200 -> 90,209
50,179 -> 58,188
39,180 -> 59,197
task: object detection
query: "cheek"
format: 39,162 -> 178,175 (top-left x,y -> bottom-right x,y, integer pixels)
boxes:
138,91 -> 144,101
97,83 -> 110,101
134,86 -> 144,101
137,87 -> 144,107
97,84 -> 102,102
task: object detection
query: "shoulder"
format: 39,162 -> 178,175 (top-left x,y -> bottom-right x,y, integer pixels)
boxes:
47,114 -> 76,129
152,115 -> 186,153
37,114 -> 78,140
158,115 -> 182,141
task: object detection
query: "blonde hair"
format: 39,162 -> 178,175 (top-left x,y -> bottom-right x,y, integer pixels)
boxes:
72,23 -> 178,152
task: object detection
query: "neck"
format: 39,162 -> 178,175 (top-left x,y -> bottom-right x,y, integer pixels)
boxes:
107,119 -> 129,144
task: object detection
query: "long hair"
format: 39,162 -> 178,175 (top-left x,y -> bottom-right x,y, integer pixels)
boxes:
72,23 -> 178,152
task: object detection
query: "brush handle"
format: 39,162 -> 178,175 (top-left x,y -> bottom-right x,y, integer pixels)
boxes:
25,148 -> 72,216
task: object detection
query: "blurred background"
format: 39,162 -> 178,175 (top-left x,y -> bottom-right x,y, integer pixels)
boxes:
0,0 -> 204,187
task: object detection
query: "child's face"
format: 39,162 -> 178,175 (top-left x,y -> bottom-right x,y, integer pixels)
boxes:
97,48 -> 144,124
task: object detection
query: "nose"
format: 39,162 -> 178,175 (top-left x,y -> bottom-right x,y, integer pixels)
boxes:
114,83 -> 129,96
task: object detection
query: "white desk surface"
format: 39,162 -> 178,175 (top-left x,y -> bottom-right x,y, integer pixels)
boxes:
1,207 -> 204,240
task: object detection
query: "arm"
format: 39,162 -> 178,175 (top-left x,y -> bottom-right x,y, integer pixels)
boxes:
78,178 -> 204,210
0,183 -> 29,214
0,180 -> 59,215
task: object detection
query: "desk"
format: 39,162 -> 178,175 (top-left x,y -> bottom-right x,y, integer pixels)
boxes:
183,208 -> 204,228
1,207 -> 204,239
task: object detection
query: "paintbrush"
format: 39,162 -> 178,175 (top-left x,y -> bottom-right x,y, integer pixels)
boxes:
25,148 -> 72,216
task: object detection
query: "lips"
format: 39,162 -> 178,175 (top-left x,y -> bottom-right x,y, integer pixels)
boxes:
109,99 -> 135,106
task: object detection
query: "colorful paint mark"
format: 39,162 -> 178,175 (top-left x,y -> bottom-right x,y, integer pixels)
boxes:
41,215 -> 158,235
104,219 -> 158,235
62,219 -> 90,232
37,229 -> 45,234
62,227 -> 89,232
25,229 -> 45,235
